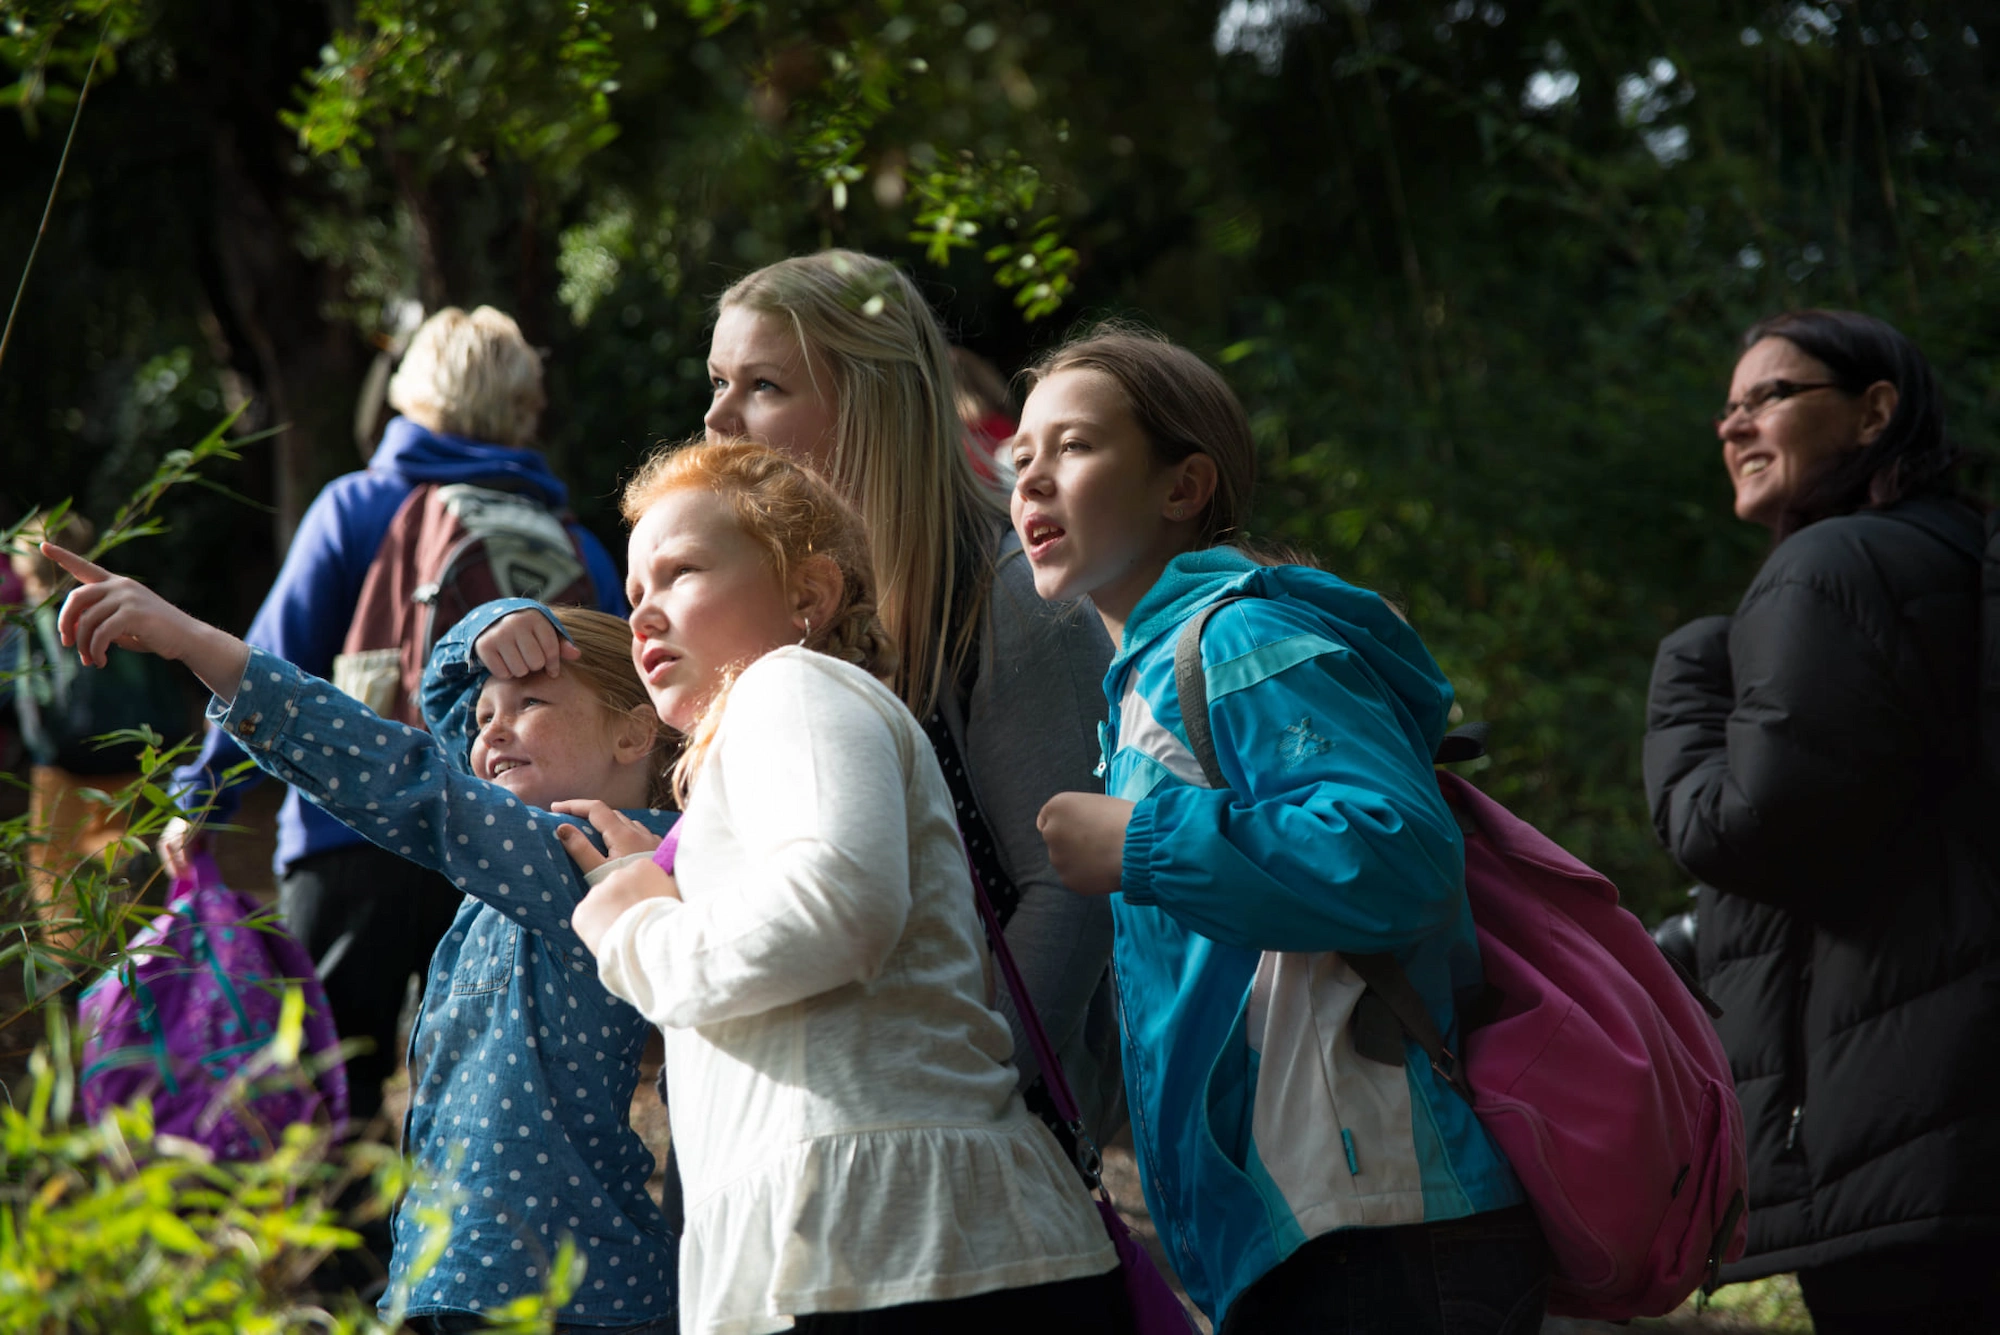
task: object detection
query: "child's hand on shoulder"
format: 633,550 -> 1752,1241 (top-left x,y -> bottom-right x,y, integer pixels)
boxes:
476,609 -> 580,679
1036,793 -> 1134,898
554,800 -> 679,955
552,800 -> 665,862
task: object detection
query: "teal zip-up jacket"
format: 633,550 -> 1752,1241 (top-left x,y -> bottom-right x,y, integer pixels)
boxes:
1103,549 -> 1522,1325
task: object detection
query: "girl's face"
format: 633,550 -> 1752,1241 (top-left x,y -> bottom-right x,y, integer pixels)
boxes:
471,673 -> 636,810
704,306 -> 839,473
1011,368 -> 1193,628
626,488 -> 803,733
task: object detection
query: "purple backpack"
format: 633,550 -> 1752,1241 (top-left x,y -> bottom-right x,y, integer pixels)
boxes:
78,852 -> 348,1159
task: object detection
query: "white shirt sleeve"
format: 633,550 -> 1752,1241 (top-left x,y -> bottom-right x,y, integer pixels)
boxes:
595,652 -> 916,1029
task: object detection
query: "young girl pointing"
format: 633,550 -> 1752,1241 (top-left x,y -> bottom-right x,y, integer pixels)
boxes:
43,542 -> 679,1332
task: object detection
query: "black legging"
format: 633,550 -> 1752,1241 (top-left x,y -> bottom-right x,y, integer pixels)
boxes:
1797,1241 -> 2000,1335
1219,1204 -> 1549,1335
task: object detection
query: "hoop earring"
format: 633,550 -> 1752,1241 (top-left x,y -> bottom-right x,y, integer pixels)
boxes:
798,616 -> 812,645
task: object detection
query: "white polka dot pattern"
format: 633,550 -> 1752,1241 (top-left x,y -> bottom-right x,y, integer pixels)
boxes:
214,639 -> 678,1325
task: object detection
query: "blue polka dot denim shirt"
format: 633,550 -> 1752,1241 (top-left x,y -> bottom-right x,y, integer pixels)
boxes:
212,598 -> 677,1327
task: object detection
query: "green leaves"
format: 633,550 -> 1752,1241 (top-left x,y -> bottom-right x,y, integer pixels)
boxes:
282,0 -> 1086,318
283,0 -> 628,179
984,218 -> 1077,322
0,1013 -> 385,1334
0,0 -> 140,135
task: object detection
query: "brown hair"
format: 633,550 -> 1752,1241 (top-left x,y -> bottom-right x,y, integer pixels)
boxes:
621,437 -> 896,801
548,606 -> 679,808
717,250 -> 997,718
1023,324 -> 1257,549
949,345 -> 1014,426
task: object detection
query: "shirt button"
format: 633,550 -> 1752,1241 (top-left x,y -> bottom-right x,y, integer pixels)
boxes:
237,719 -> 257,737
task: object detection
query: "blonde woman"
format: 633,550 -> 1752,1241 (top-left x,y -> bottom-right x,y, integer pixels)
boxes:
700,250 -> 1121,1149
160,304 -> 628,1128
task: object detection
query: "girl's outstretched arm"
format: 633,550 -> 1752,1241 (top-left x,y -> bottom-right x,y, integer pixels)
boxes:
45,543 -> 250,699
208,645 -> 638,951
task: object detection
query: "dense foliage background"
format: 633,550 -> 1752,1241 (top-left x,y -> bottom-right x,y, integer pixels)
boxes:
5,0 -> 1997,920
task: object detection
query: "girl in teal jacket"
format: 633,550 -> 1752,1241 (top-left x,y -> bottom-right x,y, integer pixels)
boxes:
1012,329 -> 1547,1334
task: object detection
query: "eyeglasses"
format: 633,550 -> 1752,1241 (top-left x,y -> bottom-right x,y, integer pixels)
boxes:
1714,378 -> 1844,427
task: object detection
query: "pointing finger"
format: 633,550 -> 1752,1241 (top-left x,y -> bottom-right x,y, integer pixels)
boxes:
39,541 -> 111,586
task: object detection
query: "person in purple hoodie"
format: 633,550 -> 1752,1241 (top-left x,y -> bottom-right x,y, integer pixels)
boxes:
161,305 -> 626,1131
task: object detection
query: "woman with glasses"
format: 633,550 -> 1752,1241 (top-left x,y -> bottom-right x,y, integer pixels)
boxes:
1643,309 -> 2000,1333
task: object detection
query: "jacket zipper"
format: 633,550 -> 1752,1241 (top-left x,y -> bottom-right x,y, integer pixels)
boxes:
1784,953 -> 1812,1154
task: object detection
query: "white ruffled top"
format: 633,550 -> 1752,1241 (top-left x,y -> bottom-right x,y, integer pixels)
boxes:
594,648 -> 1116,1335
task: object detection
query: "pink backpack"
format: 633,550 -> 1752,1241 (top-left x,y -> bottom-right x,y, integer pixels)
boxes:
1432,768 -> 1747,1318
1175,601 -> 1748,1320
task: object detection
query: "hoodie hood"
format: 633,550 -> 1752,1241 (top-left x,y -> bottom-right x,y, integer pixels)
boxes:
371,415 -> 570,510
1112,546 -> 1456,756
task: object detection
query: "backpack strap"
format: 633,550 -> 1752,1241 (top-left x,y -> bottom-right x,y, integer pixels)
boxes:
1170,595 -> 1475,1104
1171,594 -> 1246,788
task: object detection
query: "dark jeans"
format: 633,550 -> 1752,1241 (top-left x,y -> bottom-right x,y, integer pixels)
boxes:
1219,1204 -> 1548,1335
281,840 -> 462,1124
789,1266 -> 1134,1335
1798,1241 -> 2000,1334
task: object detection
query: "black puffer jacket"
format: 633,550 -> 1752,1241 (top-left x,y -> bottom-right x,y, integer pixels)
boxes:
1644,497 -> 2000,1281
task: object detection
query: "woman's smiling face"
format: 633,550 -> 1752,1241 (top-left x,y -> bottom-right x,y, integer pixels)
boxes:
625,487 -> 802,733
1719,336 -> 1868,530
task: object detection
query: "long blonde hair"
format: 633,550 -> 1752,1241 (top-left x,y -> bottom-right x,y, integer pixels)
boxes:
717,250 -> 1001,718
621,437 -> 895,803
547,606 -> 680,808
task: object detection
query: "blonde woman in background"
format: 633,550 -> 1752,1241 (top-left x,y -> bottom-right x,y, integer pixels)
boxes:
701,250 -> 1122,1154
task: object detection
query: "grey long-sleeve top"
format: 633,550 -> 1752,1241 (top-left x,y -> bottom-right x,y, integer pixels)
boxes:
939,526 -> 1122,1141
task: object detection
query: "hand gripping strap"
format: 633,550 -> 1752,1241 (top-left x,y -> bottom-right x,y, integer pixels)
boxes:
1169,595 -> 1475,1104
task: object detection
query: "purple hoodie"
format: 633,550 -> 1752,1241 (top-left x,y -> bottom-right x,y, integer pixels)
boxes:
169,416 -> 627,875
